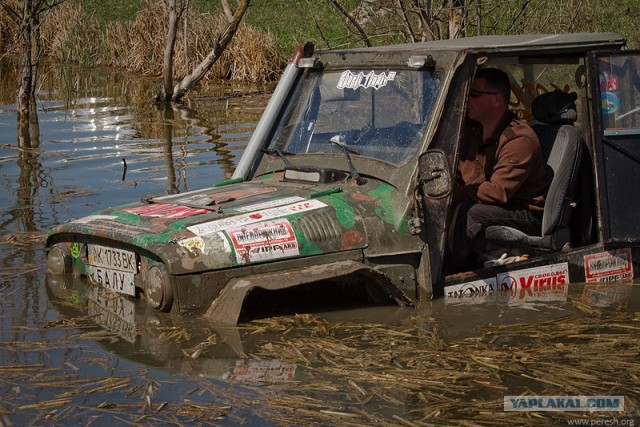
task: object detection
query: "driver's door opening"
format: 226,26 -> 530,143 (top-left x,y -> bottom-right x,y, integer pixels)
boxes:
443,56 -> 601,277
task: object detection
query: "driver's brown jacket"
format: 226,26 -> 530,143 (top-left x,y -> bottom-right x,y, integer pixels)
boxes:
453,112 -> 547,213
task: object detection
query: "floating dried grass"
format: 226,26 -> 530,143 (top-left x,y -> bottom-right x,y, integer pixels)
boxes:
0,232 -> 46,247
243,311 -> 640,425
155,326 -> 191,344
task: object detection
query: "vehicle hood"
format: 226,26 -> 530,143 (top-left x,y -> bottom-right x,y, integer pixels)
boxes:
47,177 -> 404,275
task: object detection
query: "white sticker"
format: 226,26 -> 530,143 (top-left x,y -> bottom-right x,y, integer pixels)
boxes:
187,199 -> 327,236
498,262 -> 569,304
178,233 -> 231,254
72,215 -> 118,224
227,220 -> 299,264
337,70 -> 397,90
233,196 -> 306,213
178,236 -> 206,252
444,278 -> 498,299
584,248 -> 633,283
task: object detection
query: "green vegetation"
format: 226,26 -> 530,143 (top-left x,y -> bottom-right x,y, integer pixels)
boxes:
72,0 -> 639,53
72,0 -> 360,54
2,0 -> 639,84
243,0 -> 361,53
73,0 -> 146,27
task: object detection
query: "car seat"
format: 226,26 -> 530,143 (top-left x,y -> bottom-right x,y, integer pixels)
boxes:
481,90 -> 584,254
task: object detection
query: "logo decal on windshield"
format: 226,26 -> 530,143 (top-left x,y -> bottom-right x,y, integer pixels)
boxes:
337,70 -> 397,90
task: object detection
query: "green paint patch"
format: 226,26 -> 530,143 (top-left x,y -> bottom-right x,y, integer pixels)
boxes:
319,192 -> 356,229
368,184 -> 409,234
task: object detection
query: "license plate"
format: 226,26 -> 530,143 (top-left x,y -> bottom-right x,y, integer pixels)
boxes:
88,266 -> 136,296
88,244 -> 137,274
88,288 -> 137,343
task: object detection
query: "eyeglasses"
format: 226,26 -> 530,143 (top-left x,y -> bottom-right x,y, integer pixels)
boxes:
469,90 -> 498,98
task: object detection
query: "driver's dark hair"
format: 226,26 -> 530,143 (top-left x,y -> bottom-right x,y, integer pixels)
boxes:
475,67 -> 511,104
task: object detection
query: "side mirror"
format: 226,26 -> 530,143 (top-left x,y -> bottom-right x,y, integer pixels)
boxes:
419,149 -> 453,198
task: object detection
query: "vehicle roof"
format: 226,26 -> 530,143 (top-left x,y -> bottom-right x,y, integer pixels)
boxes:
322,33 -> 626,56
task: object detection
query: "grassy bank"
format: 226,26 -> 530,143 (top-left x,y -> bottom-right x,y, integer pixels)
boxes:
74,0 -> 360,54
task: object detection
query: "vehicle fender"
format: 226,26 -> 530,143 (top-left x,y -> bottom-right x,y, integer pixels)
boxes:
205,260 -> 414,325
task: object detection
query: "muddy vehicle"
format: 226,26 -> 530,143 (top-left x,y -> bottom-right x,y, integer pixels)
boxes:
47,33 -> 640,323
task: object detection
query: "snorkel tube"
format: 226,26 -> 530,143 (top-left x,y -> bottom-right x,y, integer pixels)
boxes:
232,42 -> 315,180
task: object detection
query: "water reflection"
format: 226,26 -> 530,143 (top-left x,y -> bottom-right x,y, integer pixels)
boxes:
0,60 -> 273,424
46,274 -> 302,386
0,60 -> 266,233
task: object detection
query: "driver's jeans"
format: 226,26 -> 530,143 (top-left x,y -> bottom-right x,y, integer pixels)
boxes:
446,201 -> 542,273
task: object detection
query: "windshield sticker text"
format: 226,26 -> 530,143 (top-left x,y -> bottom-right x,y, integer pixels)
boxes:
337,70 -> 397,90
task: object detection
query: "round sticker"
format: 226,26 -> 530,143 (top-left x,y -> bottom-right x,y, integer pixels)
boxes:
601,91 -> 620,115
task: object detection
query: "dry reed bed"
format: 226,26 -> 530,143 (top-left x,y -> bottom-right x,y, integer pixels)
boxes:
1,1 -> 282,83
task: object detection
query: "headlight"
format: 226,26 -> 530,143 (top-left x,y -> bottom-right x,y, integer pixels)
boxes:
143,264 -> 174,312
47,244 -> 72,275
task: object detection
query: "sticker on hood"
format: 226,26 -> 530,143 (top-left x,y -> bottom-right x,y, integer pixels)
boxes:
124,203 -> 209,218
187,199 -> 327,236
167,187 -> 278,207
226,219 -> 299,264
72,215 -> 118,224
233,196 -> 306,213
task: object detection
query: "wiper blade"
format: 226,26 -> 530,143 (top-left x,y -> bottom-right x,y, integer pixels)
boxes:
330,135 -> 367,185
261,148 -> 294,167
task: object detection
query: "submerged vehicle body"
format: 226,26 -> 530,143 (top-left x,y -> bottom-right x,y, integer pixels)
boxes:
47,33 -> 640,323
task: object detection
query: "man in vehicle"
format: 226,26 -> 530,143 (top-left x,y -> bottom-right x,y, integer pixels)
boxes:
446,67 -> 548,273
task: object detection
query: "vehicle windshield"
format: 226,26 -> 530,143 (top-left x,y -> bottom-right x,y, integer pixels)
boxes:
268,67 -> 442,166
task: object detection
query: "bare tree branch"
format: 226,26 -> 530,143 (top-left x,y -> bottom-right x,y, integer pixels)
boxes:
327,0 -> 372,47
169,0 -> 250,102
395,0 -> 418,42
0,1 -> 22,23
220,0 -> 234,22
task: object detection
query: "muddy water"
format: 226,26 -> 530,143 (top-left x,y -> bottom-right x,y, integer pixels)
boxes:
1,61 -> 639,425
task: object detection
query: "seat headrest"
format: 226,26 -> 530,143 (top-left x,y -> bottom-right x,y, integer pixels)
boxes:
531,90 -> 578,124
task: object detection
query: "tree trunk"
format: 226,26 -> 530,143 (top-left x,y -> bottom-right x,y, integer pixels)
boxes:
17,0 -> 34,119
1,0 -> 64,123
155,0 -> 180,103
448,0 -> 465,39
328,0 -> 372,47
